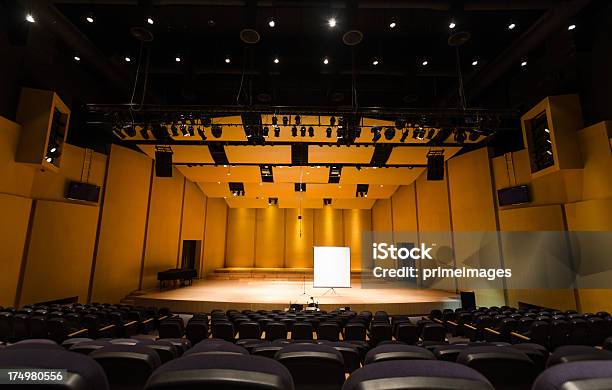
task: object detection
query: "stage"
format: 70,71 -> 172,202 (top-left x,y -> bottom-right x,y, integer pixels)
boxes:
132,277 -> 461,314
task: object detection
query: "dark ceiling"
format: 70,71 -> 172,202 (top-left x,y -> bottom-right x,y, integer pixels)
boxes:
51,1 -> 547,108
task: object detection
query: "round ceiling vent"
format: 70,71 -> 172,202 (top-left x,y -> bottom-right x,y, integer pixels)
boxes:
240,28 -> 261,44
342,30 -> 363,46
448,31 -> 471,47
130,27 -> 154,42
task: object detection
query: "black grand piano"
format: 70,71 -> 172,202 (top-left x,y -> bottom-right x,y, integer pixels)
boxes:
157,268 -> 197,289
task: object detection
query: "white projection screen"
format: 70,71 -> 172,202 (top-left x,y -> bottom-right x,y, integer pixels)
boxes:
313,246 -> 351,288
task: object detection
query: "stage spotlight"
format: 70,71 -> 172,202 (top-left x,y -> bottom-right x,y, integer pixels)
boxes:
86,14 -> 94,23
508,21 -> 516,30
449,20 -> 456,29
394,118 -> 406,129
197,128 -> 207,140
224,56 -> 231,64
426,128 -> 436,139
273,57 -> 280,64
291,126 -> 297,137
282,116 -> 289,125
389,19 -> 397,29
74,56 -> 81,62
300,126 -> 306,137
26,14 -> 36,23
147,17 -> 154,25
188,125 -> 195,137
263,126 -> 269,137
274,126 -> 280,137
125,56 -> 131,62
202,117 -> 212,127
308,126 -> 314,137
371,127 -> 382,142
175,56 -> 181,62
123,125 -> 136,137
294,115 -> 301,125
268,18 -> 275,28
384,127 -> 396,140
113,129 -> 126,139
180,124 -> 188,137
211,125 -> 223,138
330,116 -> 336,126
326,127 -> 332,138
272,116 -> 278,125
568,24 -> 576,30
521,60 -> 528,67
468,130 -> 480,141
372,58 -> 380,66
421,59 -> 428,66
400,130 -> 409,143
328,17 -> 337,28
140,128 -> 150,139
472,59 -> 478,66
323,57 -> 329,65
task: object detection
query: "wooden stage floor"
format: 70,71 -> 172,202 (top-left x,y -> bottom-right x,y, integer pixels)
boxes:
133,279 -> 461,314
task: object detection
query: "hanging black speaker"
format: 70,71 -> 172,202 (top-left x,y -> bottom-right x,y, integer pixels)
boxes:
427,153 -> 445,181
155,149 -> 173,177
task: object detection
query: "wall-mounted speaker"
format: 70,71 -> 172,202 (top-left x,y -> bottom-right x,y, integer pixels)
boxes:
65,181 -> 100,203
498,185 -> 530,206
155,150 -> 173,177
427,153 -> 445,181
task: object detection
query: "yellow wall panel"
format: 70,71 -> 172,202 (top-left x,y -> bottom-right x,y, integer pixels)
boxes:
141,170 -> 185,289
343,209 -> 371,271
314,207 -> 344,246
181,180 -> 207,241
577,121 -> 612,200
202,198 -> 228,274
415,172 -> 451,231
285,208 -> 314,268
0,194 -> 32,306
371,199 -> 392,231
255,207 -> 285,267
92,145 -> 152,303
391,185 -> 417,232
20,200 -> 98,305
225,208 -> 256,267
0,116 -> 35,197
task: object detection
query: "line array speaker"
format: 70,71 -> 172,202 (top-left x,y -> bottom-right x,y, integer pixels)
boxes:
427,154 -> 445,181
155,150 -> 173,177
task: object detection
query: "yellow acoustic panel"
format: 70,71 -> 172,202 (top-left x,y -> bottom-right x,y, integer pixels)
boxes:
278,198 -> 324,209
177,165 -> 262,183
367,184 -> 399,199
225,145 -> 292,164
308,145 -> 374,164
272,166 -> 329,183
332,198 -> 376,209
340,167 -> 424,185
387,147 -> 461,165
304,183 -> 356,198
197,182 -> 231,198
243,182 -> 295,198
225,197 -> 269,208
138,145 -> 214,164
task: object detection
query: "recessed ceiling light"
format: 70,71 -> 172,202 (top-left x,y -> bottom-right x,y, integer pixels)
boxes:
328,18 -> 336,28
323,57 -> 329,65
175,56 -> 181,62
380,184 -> 383,187
273,57 -> 279,64
568,24 -> 576,30
125,56 -> 131,62
147,17 -> 154,25
449,20 -> 456,29
508,22 -> 516,30
472,60 -> 478,66
86,16 -> 94,23
26,14 -> 35,23
74,56 -> 81,61
389,21 -> 396,29
521,60 -> 527,67
422,60 -> 429,66
268,19 -> 275,28
225,56 -> 231,64
372,58 -> 379,66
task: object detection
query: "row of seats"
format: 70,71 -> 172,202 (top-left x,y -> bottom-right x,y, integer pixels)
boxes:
4,337 -> 612,389
0,303 -> 171,343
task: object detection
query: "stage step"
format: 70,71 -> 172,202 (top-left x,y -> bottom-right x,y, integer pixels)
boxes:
205,268 -> 369,281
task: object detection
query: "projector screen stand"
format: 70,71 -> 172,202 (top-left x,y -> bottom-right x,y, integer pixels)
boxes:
299,273 -> 308,296
321,288 -> 338,296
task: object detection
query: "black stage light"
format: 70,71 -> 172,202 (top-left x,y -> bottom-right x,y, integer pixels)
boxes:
198,128 -> 207,140
371,127 -> 382,142
263,126 -> 269,137
426,129 -> 436,139
211,125 -> 223,138
384,127 -> 396,140
395,119 -> 406,129
140,127 -> 150,139
400,130 -> 409,143
188,125 -> 195,137
291,126 -> 298,137
272,116 -> 278,125
468,130 -> 480,141
427,151 -> 444,181
295,115 -> 301,125
326,127 -> 332,138
455,129 -> 466,145
330,116 -> 336,126
308,126 -> 314,137
113,128 -> 126,139
282,116 -> 289,125
274,126 -> 280,137
155,149 -> 173,178
300,126 -> 306,137
170,124 -> 179,137
180,124 -> 188,137
124,125 -> 136,137
202,117 -> 212,127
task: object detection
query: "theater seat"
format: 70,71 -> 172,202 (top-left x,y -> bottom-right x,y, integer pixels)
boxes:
456,346 -> 537,389
91,344 -> 161,390
546,345 -> 612,368
343,360 -> 494,390
183,339 -> 248,356
8,338 -> 64,350
317,341 -> 361,373
533,361 -> 612,390
0,346 -> 109,390
144,352 -> 294,390
364,344 -> 435,364
70,340 -> 112,355
432,344 -> 468,362
275,343 -> 345,390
